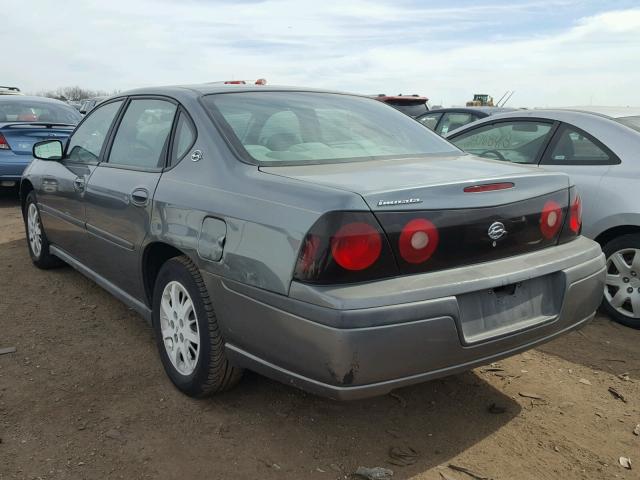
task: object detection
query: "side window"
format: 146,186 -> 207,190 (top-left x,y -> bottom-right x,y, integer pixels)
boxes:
170,112 -> 196,167
451,121 -> 553,164
544,125 -> 614,164
417,113 -> 442,131
107,99 -> 177,169
437,112 -> 477,135
66,100 -> 123,163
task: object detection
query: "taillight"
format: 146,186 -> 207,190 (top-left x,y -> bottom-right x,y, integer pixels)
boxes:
330,222 -> 382,270
559,187 -> 582,243
398,218 -> 439,264
569,193 -> 582,234
0,133 -> 10,150
540,200 -> 563,239
294,211 -> 398,284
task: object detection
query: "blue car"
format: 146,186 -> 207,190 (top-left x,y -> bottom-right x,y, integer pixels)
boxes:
0,96 -> 81,188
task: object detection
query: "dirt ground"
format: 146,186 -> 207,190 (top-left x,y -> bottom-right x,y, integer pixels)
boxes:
0,188 -> 638,480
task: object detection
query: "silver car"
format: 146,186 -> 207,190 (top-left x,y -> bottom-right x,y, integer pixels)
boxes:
446,109 -> 640,329
21,85 -> 605,399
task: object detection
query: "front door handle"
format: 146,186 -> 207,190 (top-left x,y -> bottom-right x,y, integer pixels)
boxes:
73,176 -> 86,191
130,188 -> 149,207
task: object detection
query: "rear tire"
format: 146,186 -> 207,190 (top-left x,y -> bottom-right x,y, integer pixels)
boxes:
23,192 -> 63,269
152,255 -> 243,397
601,234 -> 640,329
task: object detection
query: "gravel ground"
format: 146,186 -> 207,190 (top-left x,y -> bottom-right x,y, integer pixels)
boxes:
0,189 -> 638,480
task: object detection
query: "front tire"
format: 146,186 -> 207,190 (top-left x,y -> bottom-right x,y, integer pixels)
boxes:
23,192 -> 63,269
152,256 -> 243,397
601,234 -> 640,329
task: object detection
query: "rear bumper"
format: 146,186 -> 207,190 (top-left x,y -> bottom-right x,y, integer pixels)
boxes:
204,236 -> 605,400
0,156 -> 31,182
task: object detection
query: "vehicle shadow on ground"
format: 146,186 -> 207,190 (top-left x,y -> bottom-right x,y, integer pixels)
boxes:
538,314 -> 640,379
181,368 -> 522,478
0,186 -> 20,207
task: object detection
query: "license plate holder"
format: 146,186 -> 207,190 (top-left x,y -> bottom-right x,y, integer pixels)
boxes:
456,272 -> 564,344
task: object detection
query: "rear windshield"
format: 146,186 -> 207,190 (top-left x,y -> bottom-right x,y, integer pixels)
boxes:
385,101 -> 429,117
616,115 -> 640,133
203,92 -> 457,165
0,99 -> 81,124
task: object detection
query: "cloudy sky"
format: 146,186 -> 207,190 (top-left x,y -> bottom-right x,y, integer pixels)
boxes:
3,0 -> 639,107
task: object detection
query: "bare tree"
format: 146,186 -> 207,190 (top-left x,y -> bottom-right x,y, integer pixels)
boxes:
33,86 -> 114,101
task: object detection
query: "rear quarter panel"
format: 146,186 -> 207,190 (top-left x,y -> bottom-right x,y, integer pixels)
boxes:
146,97 -> 367,295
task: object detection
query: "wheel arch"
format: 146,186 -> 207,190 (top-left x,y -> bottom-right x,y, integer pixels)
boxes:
594,225 -> 640,248
142,242 -> 189,307
19,179 -> 34,215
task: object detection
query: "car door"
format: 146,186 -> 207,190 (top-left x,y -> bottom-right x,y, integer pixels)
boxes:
35,99 -> 124,259
82,97 -> 178,299
538,123 -> 618,239
448,119 -> 557,165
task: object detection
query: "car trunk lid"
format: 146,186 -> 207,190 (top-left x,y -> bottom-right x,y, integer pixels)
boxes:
0,123 -> 75,156
260,154 -> 569,210
262,154 -> 572,273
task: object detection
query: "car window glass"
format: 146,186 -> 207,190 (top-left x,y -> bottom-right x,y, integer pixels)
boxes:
66,100 -> 123,163
108,99 -> 177,169
203,92 -> 457,165
437,112 -> 477,135
547,126 -> 611,164
417,113 -> 442,130
451,121 -> 552,164
170,112 -> 196,166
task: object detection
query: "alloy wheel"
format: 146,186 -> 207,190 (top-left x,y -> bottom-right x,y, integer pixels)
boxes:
605,248 -> 640,318
159,281 -> 200,375
27,203 -> 42,258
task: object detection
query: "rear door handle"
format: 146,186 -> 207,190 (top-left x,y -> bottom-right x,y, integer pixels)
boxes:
130,188 -> 149,207
73,176 -> 86,191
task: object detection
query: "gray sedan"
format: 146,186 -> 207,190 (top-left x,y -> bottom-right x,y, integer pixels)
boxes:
21,85 -> 605,399
446,108 -> 640,329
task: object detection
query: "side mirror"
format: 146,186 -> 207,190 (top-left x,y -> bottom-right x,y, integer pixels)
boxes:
33,140 -> 63,161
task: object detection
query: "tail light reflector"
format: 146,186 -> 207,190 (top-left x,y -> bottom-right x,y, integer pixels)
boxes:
0,133 -> 9,150
398,218 -> 439,264
540,200 -> 563,239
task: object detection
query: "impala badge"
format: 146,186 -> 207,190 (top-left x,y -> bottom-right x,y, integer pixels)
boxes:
377,198 -> 422,207
488,221 -> 507,244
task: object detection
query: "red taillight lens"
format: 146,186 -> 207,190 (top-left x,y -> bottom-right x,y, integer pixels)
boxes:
0,133 -> 9,150
398,218 -> 439,264
569,194 -> 582,234
540,200 -> 563,239
293,211 -> 398,284
330,222 -> 382,271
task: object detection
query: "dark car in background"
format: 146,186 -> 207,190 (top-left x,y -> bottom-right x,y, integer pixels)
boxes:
79,96 -> 107,115
0,96 -> 81,188
416,107 -> 518,136
372,94 -> 429,117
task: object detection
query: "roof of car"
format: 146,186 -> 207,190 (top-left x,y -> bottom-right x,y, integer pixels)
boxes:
119,84 -> 358,98
0,95 -> 72,105
551,106 -> 640,119
423,106 -> 519,116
